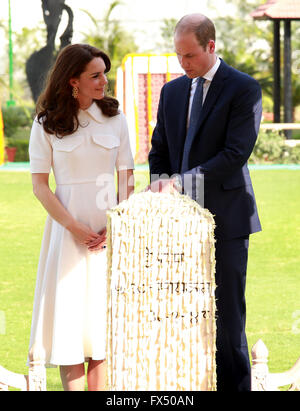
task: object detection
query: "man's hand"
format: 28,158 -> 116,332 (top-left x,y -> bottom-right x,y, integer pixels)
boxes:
146,177 -> 181,194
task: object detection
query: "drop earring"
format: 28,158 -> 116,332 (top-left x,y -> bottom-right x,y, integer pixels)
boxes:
72,86 -> 79,99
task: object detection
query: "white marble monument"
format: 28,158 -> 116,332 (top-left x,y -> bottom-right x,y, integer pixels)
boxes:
106,191 -> 216,391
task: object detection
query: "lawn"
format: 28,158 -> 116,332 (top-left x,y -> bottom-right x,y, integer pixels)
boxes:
0,168 -> 299,391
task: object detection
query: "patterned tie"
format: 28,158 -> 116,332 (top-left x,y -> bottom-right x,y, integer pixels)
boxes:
181,77 -> 205,173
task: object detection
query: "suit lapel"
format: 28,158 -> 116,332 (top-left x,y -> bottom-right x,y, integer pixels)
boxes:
194,59 -> 229,137
172,61 -> 230,172
173,76 -> 192,172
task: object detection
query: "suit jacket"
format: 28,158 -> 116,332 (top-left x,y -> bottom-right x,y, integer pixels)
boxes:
149,59 -> 262,240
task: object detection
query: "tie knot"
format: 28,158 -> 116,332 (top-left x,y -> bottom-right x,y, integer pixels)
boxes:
197,77 -> 205,86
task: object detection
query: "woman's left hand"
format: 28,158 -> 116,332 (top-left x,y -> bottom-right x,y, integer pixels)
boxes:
87,227 -> 107,252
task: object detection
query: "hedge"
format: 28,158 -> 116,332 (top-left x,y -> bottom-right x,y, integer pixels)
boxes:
2,108 -> 300,164
249,130 -> 300,164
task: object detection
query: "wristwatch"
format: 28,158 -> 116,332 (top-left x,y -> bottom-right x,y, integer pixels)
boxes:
173,175 -> 183,193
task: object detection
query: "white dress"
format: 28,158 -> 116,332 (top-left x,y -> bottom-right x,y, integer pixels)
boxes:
28,103 -> 134,367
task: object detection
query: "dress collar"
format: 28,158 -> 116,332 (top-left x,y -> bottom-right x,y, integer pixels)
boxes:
79,101 -> 106,123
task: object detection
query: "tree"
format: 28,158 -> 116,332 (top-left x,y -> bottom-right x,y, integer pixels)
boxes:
212,0 -> 274,97
156,18 -> 177,53
212,0 -> 300,117
80,1 -> 138,94
0,18 -> 46,104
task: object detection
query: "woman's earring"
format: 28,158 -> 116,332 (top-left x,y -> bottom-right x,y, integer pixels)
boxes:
72,86 -> 79,99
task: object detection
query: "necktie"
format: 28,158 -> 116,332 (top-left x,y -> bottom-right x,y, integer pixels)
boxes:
181,77 -> 205,173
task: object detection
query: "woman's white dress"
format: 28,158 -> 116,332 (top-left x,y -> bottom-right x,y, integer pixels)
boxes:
28,103 -> 134,366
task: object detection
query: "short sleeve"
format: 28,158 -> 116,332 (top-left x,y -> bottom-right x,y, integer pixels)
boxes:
29,118 -> 52,173
115,112 -> 135,171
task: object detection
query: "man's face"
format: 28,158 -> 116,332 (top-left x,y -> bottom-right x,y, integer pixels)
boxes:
174,31 -> 215,78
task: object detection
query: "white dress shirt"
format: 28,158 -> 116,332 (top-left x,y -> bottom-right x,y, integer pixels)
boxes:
187,56 -> 221,128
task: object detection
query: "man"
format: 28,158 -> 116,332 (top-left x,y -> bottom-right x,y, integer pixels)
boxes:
148,14 -> 262,391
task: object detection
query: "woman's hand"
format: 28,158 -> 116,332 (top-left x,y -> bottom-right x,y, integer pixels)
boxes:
86,227 -> 107,252
31,174 -> 107,252
67,221 -> 102,247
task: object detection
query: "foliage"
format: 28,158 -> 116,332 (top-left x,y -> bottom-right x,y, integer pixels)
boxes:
212,0 -> 273,97
80,1 -> 138,94
288,144 -> 300,163
156,18 -> 177,52
2,105 -> 34,138
13,25 -> 47,102
250,130 -> 300,164
291,24 -> 300,109
292,73 -> 300,110
0,21 -> 46,103
212,0 -> 300,113
5,137 -> 30,162
2,105 -> 33,161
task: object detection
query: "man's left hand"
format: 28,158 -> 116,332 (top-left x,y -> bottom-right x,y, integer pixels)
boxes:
146,178 -> 175,194
146,178 -> 180,194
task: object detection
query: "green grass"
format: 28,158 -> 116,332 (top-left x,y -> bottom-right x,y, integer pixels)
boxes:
245,170 -> 300,373
0,169 -> 299,390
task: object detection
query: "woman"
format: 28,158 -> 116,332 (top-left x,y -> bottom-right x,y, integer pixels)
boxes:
28,44 -> 134,390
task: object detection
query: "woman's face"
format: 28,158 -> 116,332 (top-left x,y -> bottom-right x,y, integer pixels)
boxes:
70,57 -> 108,109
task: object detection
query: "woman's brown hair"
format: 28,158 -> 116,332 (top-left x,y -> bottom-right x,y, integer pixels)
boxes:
36,44 -> 119,137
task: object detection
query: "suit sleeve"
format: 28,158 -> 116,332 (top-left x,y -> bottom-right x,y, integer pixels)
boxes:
184,79 -> 262,184
148,85 -> 172,181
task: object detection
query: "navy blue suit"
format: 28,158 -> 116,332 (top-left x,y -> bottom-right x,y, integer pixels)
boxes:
149,59 -> 262,391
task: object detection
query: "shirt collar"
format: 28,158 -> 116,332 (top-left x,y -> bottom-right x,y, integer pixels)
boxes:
79,101 -> 106,123
192,56 -> 221,85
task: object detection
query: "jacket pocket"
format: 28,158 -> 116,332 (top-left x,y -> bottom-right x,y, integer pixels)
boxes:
222,173 -> 251,190
92,134 -> 120,149
52,136 -> 84,152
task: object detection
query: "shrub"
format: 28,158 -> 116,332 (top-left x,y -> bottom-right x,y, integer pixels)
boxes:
287,144 -> 300,164
2,105 -> 34,138
6,137 -> 30,162
250,130 -> 300,164
2,105 -> 34,162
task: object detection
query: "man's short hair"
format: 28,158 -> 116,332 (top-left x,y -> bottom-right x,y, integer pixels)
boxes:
175,14 -> 216,49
